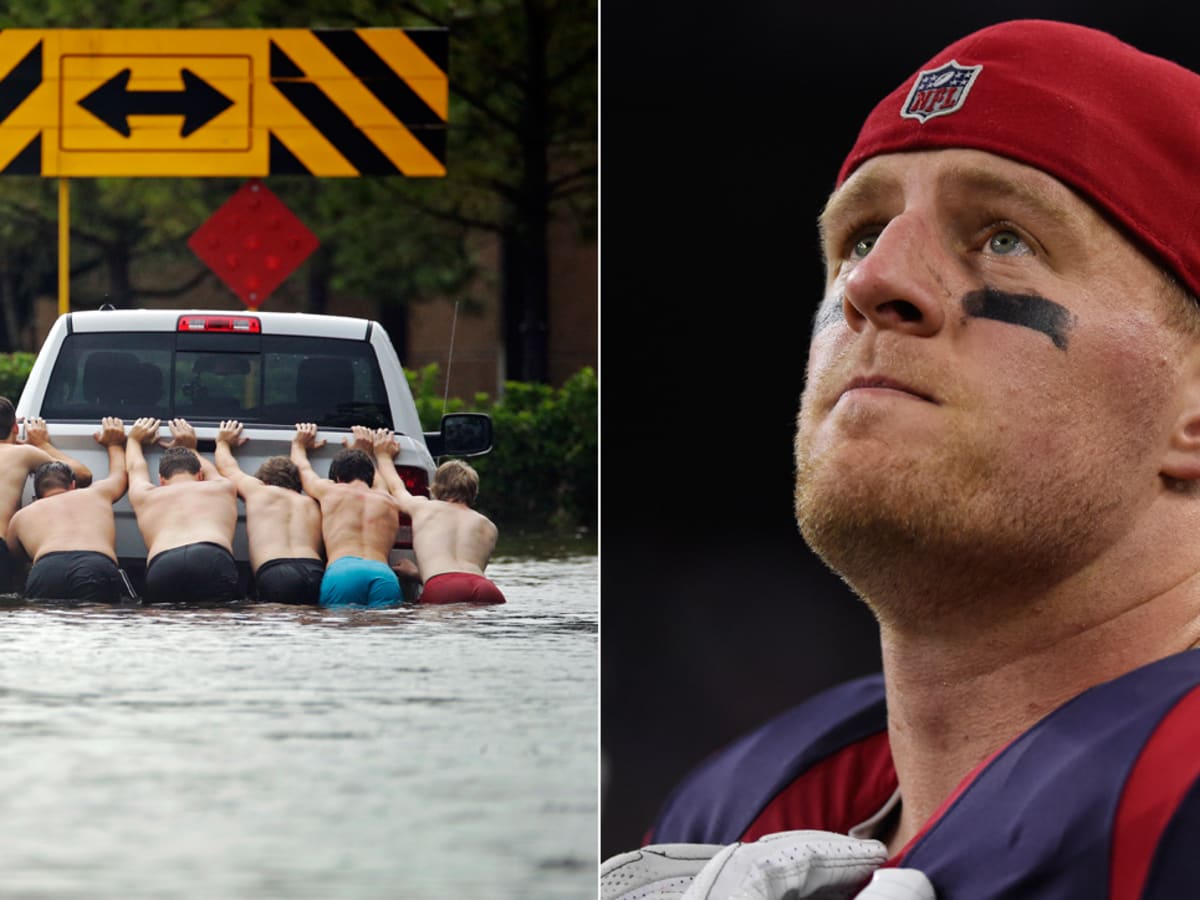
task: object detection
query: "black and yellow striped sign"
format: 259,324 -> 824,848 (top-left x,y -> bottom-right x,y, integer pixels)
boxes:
0,28 -> 447,177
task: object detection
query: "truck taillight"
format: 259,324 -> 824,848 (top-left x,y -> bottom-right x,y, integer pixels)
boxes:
391,466 -> 429,551
397,465 -> 430,498
177,314 -> 261,333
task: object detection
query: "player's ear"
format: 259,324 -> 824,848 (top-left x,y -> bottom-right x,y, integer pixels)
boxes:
1162,351 -> 1200,482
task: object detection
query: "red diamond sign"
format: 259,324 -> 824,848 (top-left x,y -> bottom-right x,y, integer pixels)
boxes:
188,179 -> 319,309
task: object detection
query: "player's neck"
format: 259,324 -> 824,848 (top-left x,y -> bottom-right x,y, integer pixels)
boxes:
878,568 -> 1200,855
161,473 -> 201,486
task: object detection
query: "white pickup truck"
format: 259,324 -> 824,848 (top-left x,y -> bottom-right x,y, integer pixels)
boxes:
15,307 -> 493,601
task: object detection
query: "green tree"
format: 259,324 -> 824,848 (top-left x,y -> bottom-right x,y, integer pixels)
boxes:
385,0 -> 598,382
407,362 -> 597,532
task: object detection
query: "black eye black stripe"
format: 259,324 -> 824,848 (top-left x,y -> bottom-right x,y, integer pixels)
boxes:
962,287 -> 1074,350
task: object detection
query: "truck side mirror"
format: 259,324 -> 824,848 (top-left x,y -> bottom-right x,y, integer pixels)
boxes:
424,412 -> 493,458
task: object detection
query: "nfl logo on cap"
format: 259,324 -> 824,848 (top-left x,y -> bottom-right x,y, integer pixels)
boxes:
900,60 -> 983,123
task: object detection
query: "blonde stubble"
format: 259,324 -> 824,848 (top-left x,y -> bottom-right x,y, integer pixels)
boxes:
792,398 -> 1141,631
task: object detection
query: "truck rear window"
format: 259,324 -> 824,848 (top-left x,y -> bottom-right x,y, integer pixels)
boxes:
40,332 -> 393,428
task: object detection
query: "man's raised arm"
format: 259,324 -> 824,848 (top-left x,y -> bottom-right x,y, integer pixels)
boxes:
24,416 -> 93,487
291,423 -> 329,498
214,419 -> 260,496
90,416 -> 128,503
125,417 -> 160,497
371,429 -> 424,515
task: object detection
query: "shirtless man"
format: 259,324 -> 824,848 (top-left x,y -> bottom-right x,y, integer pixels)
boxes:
127,417 -> 239,604
291,422 -> 403,608
0,398 -> 93,591
372,430 -> 505,604
215,419 -> 324,605
6,417 -> 130,603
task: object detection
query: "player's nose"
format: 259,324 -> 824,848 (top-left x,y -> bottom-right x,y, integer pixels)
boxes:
842,213 -> 949,338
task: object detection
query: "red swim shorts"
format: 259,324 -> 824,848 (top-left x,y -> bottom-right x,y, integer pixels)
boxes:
419,571 -> 507,605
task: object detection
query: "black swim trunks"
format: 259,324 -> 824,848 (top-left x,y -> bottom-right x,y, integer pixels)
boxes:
0,536 -> 12,594
254,557 -> 324,605
145,541 -> 239,604
24,551 -> 126,603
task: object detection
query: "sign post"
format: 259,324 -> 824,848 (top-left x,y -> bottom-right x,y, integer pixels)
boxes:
58,178 -> 68,315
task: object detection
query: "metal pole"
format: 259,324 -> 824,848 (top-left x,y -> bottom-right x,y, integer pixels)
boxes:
58,177 -> 69,315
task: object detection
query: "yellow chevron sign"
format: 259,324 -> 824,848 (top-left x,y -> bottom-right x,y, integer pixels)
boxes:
0,28 -> 447,177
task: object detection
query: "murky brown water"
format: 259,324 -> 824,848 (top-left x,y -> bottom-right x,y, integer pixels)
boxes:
0,553 -> 598,899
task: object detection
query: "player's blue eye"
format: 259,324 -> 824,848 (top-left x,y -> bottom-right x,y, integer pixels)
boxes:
852,234 -> 878,259
988,230 -> 1030,256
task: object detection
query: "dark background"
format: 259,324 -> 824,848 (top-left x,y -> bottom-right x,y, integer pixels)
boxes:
599,1 -> 1200,859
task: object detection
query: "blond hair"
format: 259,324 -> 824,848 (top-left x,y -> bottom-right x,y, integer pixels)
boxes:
1159,268 -> 1200,339
431,459 -> 479,505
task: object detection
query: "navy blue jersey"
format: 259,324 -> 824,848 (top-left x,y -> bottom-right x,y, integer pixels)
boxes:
647,651 -> 1200,899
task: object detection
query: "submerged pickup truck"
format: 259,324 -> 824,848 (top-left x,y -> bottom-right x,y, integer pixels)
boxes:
14,307 -> 493,601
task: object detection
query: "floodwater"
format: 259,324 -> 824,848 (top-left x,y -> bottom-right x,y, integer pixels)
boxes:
0,552 -> 598,899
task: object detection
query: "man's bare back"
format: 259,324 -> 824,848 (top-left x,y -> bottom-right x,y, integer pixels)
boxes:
215,421 -> 323,571
136,479 -> 238,560
244,486 -> 323,568
11,488 -> 120,560
127,418 -> 240,605
6,417 -> 128,564
369,431 -> 505,604
290,422 -> 404,608
127,418 -> 237,560
406,498 -> 497,578
308,479 -> 399,564
4,418 -> 130,602
0,405 -> 96,591
0,444 -> 57,529
0,416 -> 94,531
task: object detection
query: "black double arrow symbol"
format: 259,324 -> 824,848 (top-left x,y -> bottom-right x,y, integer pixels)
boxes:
78,68 -> 234,137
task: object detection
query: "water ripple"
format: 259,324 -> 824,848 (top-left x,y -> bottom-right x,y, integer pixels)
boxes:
0,555 -> 598,899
